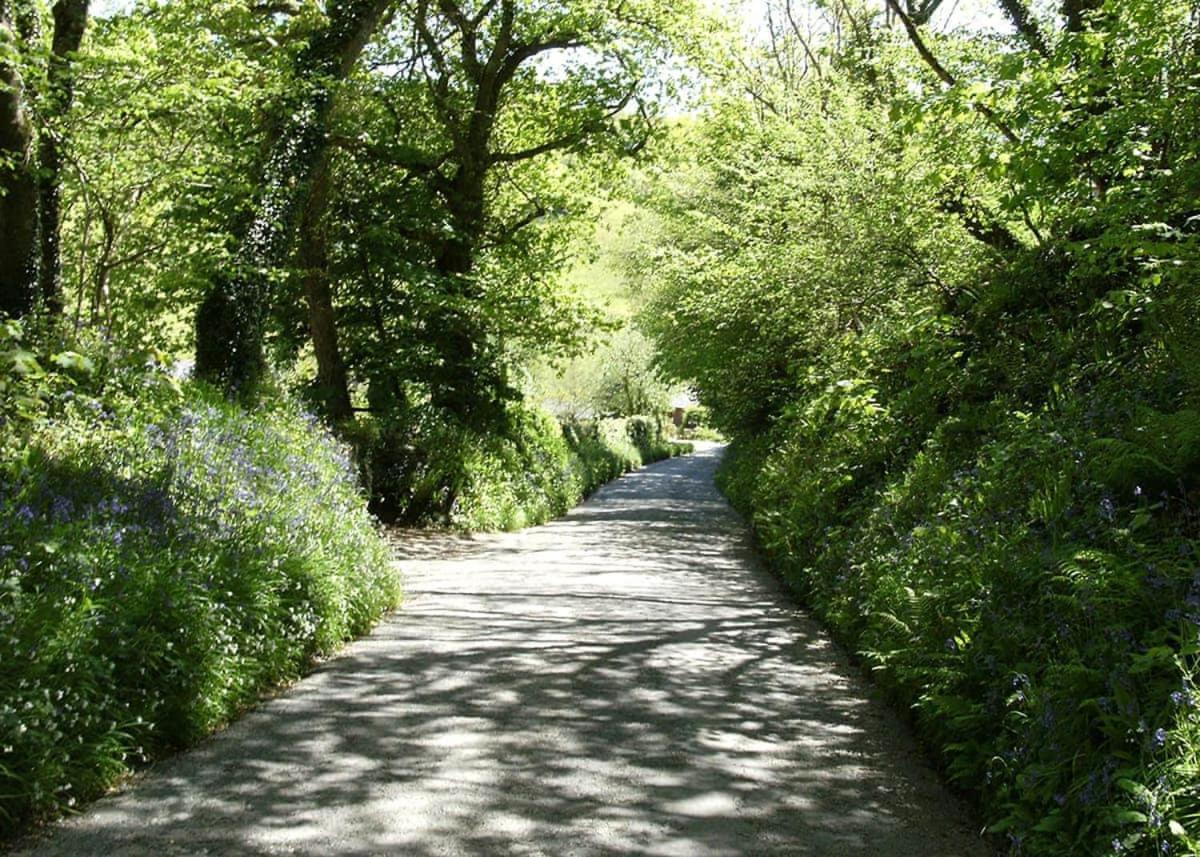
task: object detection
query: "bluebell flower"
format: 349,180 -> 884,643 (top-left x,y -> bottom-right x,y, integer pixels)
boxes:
1152,728 -> 1168,749
51,497 -> 73,522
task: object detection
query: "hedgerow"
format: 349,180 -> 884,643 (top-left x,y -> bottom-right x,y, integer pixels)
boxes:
368,406 -> 688,532
712,257 -> 1200,855
635,5 -> 1200,848
0,350 -> 400,837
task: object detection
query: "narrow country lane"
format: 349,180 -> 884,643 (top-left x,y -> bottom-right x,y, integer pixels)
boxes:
17,444 -> 992,856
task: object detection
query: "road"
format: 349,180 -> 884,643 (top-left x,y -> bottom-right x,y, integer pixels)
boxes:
18,442 -> 991,856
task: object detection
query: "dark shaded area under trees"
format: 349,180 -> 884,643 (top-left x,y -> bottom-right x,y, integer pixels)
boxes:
0,0 -> 88,319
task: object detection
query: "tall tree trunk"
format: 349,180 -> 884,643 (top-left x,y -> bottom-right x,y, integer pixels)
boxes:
194,0 -> 393,395
37,0 -> 90,315
299,156 -> 353,423
0,0 -> 39,319
430,166 -> 494,426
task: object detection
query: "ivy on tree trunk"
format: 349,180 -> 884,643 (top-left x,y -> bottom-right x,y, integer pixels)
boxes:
299,155 -> 353,423
194,0 -> 394,395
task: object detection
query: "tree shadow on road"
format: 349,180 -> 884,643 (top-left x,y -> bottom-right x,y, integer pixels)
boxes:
20,447 -> 992,857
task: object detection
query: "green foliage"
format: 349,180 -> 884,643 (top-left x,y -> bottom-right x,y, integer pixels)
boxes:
1089,409 -> 1200,499
677,405 -> 722,440
0,366 -> 399,837
57,0 -> 287,349
265,0 -> 702,428
718,366 -> 1200,856
13,0 -> 1200,852
367,404 -> 686,532
597,415 -> 678,466
0,319 -> 96,433
530,325 -> 677,421
637,3 -> 1200,853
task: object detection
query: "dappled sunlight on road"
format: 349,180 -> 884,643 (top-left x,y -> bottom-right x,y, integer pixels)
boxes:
20,443 -> 991,857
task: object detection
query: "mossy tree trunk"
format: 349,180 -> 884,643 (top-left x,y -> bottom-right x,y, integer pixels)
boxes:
299,155 -> 353,423
37,0 -> 90,316
0,0 -> 39,319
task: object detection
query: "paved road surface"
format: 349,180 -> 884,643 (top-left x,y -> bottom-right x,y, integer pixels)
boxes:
17,443 -> 992,856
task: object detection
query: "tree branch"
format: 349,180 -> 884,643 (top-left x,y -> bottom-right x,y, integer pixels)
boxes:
497,33 -> 584,91
437,0 -> 480,75
331,134 -> 449,173
470,0 -> 501,28
937,189 -> 1023,254
491,134 -> 581,165
1061,0 -> 1101,33
884,0 -> 1019,144
251,0 -> 302,16
489,81 -> 637,165
906,0 -> 948,25
492,203 -> 547,242
784,0 -> 822,78
412,0 -> 459,131
996,0 -> 1051,58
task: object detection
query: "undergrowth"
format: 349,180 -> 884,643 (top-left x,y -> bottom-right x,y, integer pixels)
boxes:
716,251 -> 1200,855
0,342 -> 400,838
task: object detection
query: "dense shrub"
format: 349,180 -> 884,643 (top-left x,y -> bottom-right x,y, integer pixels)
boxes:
369,406 -> 688,531
634,7 -> 1200,846
714,255 -> 1200,855
677,405 -> 722,441
598,416 -> 679,465
0,369 -> 400,837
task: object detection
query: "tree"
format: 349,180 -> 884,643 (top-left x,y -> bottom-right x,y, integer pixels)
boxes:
0,0 -> 38,319
298,152 -> 354,422
37,0 -> 90,314
194,0 -> 395,395
49,0 -> 284,344
0,0 -> 90,320
350,0 -> 684,427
